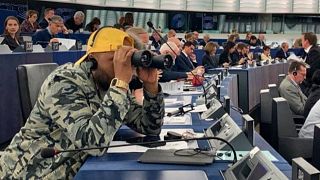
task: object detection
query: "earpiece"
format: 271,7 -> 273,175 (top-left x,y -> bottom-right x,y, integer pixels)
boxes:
293,67 -> 297,76
87,55 -> 98,71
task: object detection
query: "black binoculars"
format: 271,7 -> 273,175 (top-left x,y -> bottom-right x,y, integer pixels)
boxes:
131,50 -> 173,70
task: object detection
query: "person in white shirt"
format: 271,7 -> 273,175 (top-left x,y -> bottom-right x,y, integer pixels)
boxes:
299,99 -> 320,138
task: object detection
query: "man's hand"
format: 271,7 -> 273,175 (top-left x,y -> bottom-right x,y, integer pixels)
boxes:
113,46 -> 136,84
137,67 -> 159,94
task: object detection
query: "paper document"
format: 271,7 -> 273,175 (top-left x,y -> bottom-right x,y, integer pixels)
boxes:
160,81 -> 184,95
163,111 -> 192,125
56,38 -> 76,49
190,104 -> 208,113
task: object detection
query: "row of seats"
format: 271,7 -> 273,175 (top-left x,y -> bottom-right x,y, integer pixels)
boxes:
260,76 -> 319,165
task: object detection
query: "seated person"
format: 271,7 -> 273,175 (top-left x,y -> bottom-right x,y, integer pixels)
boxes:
299,99 -> 320,138
173,41 -> 197,72
202,42 -> 219,69
21,10 -> 40,33
231,42 -> 252,65
257,33 -> 266,47
304,70 -> 320,118
0,28 -> 164,179
32,15 -> 69,48
279,61 -> 307,115
248,35 -> 258,47
219,41 -> 236,68
159,41 -> 192,82
65,11 -> 85,33
149,29 -> 162,49
260,46 -> 272,62
1,16 -> 23,50
38,8 -> 55,29
275,42 -> 290,60
85,17 -> 101,32
199,33 -> 210,47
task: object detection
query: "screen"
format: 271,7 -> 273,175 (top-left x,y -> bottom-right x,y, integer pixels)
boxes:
248,162 -> 268,180
241,163 -> 252,179
210,121 -> 222,136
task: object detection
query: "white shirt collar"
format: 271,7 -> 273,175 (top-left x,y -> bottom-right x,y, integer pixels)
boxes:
182,51 -> 188,58
305,45 -> 312,53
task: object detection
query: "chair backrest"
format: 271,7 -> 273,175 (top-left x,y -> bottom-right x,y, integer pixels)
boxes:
268,84 -> 279,98
16,63 -> 58,123
273,97 -> 298,138
260,89 -> 273,144
292,157 -> 320,180
278,74 -> 286,87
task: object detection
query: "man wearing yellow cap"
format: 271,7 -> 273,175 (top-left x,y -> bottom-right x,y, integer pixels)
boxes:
0,28 -> 164,179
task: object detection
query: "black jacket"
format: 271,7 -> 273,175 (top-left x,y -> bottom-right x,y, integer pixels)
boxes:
202,53 -> 218,69
173,52 -> 195,72
1,34 -> 22,50
275,48 -> 289,59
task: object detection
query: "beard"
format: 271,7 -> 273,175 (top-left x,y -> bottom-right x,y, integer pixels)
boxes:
94,69 -> 110,91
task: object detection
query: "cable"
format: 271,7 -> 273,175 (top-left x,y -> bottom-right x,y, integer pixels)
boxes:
41,136 -> 238,164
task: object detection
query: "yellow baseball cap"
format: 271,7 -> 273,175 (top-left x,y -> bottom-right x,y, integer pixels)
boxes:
75,27 -> 134,65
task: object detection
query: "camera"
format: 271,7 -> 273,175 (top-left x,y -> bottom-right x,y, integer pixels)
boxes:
131,50 -> 173,70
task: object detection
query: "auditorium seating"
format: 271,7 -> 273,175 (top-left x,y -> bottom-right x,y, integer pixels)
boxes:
272,97 -> 313,162
16,63 -> 58,124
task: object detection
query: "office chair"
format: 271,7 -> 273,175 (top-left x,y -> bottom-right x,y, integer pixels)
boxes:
259,84 -> 279,147
16,63 -> 58,124
272,97 -> 313,162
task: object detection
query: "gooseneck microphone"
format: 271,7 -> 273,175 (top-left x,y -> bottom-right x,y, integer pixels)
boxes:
147,21 -> 208,106
41,136 -> 238,164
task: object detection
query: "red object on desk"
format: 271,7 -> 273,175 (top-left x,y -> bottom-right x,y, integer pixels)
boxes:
192,75 -> 204,86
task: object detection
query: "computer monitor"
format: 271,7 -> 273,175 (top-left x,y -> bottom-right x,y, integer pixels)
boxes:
222,147 -> 288,180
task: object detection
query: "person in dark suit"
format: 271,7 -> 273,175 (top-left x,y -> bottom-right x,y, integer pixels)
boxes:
32,15 -> 68,48
159,41 -> 193,82
199,34 -> 210,47
85,17 -> 101,32
65,11 -> 85,33
275,42 -> 290,60
279,61 -> 308,115
256,33 -> 266,47
304,70 -> 320,118
38,8 -> 55,29
219,41 -> 236,67
173,41 -> 197,72
1,16 -> 23,50
202,42 -> 219,70
301,32 -> 320,95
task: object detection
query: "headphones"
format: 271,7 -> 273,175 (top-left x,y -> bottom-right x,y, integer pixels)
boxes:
293,66 -> 298,76
87,55 -> 98,71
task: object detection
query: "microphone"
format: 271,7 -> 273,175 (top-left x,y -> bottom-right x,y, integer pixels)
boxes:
166,103 -> 194,117
147,21 -> 208,106
41,136 -> 238,164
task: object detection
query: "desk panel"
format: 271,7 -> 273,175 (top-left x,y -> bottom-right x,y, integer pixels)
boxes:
0,54 -> 26,143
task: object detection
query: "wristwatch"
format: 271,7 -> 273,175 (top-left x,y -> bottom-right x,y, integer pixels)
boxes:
110,78 -> 129,90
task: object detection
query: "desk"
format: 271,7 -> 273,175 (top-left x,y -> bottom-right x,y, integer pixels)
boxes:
209,62 -> 288,113
195,48 -> 304,66
0,50 -> 85,144
75,74 -> 291,180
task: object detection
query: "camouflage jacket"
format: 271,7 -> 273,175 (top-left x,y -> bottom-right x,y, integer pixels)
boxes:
0,62 -> 164,179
